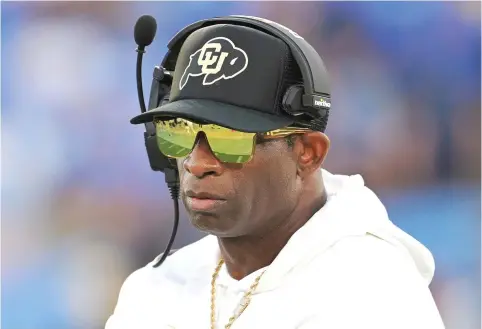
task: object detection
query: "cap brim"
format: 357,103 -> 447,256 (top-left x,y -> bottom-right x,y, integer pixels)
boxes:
130,99 -> 294,133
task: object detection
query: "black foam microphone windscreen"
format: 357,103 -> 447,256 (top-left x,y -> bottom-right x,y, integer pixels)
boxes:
134,15 -> 157,47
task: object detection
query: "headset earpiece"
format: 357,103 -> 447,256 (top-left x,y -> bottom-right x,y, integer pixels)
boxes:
148,66 -> 173,110
282,85 -> 305,117
143,65 -> 178,173
282,85 -> 326,121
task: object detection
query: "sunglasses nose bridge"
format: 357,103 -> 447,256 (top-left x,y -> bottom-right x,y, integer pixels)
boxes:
191,131 -> 216,156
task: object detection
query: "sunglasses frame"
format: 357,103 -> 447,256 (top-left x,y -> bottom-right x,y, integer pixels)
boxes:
153,118 -> 312,163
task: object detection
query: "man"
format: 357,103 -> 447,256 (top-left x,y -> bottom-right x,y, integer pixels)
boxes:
106,16 -> 445,329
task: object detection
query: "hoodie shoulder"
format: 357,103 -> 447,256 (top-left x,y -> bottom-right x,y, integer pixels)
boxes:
306,233 -> 445,329
105,235 -> 218,329
329,233 -> 425,279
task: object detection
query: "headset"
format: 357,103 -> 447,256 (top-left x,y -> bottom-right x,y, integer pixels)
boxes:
133,15 -> 331,268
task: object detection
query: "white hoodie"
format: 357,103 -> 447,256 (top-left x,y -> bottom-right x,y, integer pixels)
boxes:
105,169 -> 445,329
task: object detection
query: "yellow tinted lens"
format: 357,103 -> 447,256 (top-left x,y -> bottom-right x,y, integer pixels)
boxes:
155,119 -> 255,163
155,119 -> 197,158
203,126 -> 255,163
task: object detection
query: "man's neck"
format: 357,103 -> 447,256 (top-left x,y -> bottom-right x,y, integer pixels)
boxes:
217,187 -> 327,281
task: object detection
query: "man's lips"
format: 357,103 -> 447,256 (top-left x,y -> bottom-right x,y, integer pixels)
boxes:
184,190 -> 227,212
185,191 -> 225,200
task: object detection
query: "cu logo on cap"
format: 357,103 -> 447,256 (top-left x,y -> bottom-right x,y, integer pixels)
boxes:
179,37 -> 249,90
198,43 -> 229,74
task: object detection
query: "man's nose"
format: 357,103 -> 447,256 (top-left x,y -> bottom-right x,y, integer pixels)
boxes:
183,133 -> 222,178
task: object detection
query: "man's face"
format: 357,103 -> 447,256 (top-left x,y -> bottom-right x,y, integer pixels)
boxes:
177,133 -> 302,238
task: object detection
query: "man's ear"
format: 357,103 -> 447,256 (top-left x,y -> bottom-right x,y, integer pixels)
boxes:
294,132 -> 330,178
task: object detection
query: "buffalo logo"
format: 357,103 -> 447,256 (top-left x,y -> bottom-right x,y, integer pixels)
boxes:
179,37 -> 248,90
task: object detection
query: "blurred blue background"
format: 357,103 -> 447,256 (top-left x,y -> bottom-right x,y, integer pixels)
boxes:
1,2 -> 480,329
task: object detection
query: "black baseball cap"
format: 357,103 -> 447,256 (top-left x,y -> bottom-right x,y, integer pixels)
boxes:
130,23 -> 323,133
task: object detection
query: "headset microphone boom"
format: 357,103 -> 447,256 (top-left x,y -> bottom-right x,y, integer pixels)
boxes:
134,15 -> 180,268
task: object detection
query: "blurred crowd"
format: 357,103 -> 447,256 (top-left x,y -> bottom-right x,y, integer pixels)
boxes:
1,2 -> 480,329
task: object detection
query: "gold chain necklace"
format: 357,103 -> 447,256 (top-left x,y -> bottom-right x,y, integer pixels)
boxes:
210,259 -> 266,329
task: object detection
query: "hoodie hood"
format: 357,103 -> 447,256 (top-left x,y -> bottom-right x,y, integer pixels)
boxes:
253,169 -> 435,292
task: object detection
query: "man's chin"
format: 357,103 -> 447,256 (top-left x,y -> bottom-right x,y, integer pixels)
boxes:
188,212 -> 238,237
